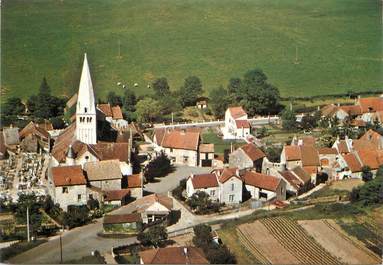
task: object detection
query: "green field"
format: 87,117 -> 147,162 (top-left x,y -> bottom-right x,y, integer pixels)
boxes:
2,0 -> 382,100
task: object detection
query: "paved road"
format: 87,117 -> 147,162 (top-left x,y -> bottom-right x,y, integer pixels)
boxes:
144,165 -> 212,194
8,218 -> 137,264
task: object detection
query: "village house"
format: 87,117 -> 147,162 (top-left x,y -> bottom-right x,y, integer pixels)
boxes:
229,143 -> 266,171
51,165 -> 87,211
97,103 -> 128,129
199,144 -> 214,167
102,189 -> 131,206
113,194 -> 174,224
19,121 -> 51,153
196,97 -> 208,109
214,168 -> 243,204
139,247 -> 208,264
223,106 -> 251,140
242,171 -> 286,201
153,128 -> 200,167
126,173 -> 143,198
186,173 -> 220,201
84,159 -> 122,190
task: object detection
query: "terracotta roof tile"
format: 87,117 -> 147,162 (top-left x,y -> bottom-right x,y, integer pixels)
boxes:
243,171 -> 281,191
321,104 -> 338,117
318,147 -> 338,155
339,105 -> 362,116
161,130 -> 200,151
51,123 -> 76,162
215,167 -> 241,183
84,159 -> 122,181
139,247 -> 208,264
190,173 -> 218,189
228,106 -> 247,119
97,103 -> 113,117
103,189 -> 131,201
357,150 -> 382,170
303,166 -> 318,175
342,153 -> 363,173
300,146 -> 320,166
235,120 -> 250,128
127,174 -> 142,188
52,165 -> 87,186
337,140 -> 349,154
240,143 -> 266,161
284,145 -> 301,161
358,97 -> 383,113
360,129 -> 382,150
279,170 -> 303,190
292,166 -> 311,183
103,213 -> 141,224
92,142 -> 130,162
352,139 -> 378,152
111,106 -> 123,119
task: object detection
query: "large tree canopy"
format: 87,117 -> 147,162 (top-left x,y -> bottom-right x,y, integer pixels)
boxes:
179,76 -> 203,107
135,98 -> 161,122
239,69 -> 280,116
209,86 -> 231,118
152,77 -> 170,98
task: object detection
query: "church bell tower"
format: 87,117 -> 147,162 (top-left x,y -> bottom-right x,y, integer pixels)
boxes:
75,53 -> 97,144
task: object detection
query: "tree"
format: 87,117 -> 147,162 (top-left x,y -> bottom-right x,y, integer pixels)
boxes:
300,114 -> 317,131
15,193 -> 42,236
123,89 -> 137,112
107,91 -> 123,106
144,151 -> 173,182
179,76 -> 203,107
281,108 -> 297,130
2,97 -> 25,116
192,224 -> 213,248
137,224 -> 168,247
62,205 -> 91,229
264,146 -> 282,163
39,77 -> 51,96
187,191 -> 222,214
135,98 -> 161,123
362,166 -> 373,182
227,78 -> 242,99
152,77 -> 170,98
239,69 -> 280,115
206,245 -> 237,264
209,86 -> 231,118
50,117 -> 65,129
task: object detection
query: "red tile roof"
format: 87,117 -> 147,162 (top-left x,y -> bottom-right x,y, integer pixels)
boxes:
190,173 -> 218,189
318,147 -> 338,155
92,142 -> 130,162
97,103 -> 113,117
321,104 -> 338,117
111,106 -> 123,119
240,143 -> 266,161
127,174 -> 142,188
279,170 -> 303,190
103,189 -> 131,201
161,130 -> 200,151
52,165 -> 87,186
339,105 -> 362,116
300,146 -> 320,167
284,145 -> 301,161
291,166 -> 311,183
342,153 -> 363,173
103,213 -> 141,224
243,171 -> 281,191
352,139 -> 378,152
303,166 -> 318,176
337,140 -> 350,154
51,123 -> 77,162
235,120 -> 250,128
301,136 -> 316,146
215,167 -> 241,183
228,106 -> 247,119
357,150 -> 382,170
139,247 -> 208,264
358,97 -> 383,113
360,129 -> 382,150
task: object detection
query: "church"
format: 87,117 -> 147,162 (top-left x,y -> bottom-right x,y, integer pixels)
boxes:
49,53 -> 133,171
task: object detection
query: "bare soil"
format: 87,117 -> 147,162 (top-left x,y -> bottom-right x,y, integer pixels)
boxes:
299,219 -> 381,264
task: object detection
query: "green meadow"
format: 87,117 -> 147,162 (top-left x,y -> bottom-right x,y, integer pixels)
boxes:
1,0 -> 382,100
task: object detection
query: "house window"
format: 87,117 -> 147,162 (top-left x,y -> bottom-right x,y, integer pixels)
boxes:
78,194 -> 81,202
62,187 -> 68,193
170,148 -> 173,152
183,156 -> 188,163
85,155 -> 89,160
210,190 -> 215,196
231,183 -> 235,191
229,195 -> 235,202
259,192 -> 268,200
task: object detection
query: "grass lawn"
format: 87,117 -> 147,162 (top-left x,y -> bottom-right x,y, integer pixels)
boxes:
201,128 -> 244,154
2,0 -> 381,101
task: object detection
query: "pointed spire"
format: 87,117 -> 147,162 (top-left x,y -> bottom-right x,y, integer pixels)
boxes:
76,53 -> 96,114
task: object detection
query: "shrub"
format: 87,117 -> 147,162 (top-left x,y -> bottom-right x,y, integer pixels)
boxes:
172,179 -> 187,201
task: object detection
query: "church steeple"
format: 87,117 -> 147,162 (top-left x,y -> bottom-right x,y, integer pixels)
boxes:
75,53 -> 97,144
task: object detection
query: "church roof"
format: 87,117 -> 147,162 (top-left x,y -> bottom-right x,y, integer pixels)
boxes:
76,53 -> 96,115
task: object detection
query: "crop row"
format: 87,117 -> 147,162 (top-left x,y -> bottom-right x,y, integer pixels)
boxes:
260,217 -> 343,265
236,227 -> 271,265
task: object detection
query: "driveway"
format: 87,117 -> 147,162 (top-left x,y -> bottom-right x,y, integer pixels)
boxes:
8,218 -> 137,264
144,165 -> 212,194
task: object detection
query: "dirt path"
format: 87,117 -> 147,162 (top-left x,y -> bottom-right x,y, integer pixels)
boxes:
299,219 -> 380,265
238,222 -> 299,264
